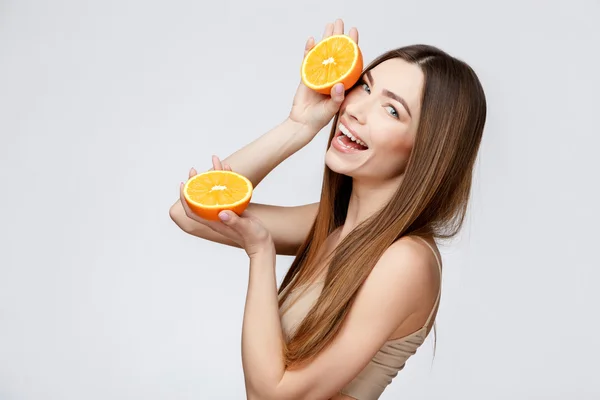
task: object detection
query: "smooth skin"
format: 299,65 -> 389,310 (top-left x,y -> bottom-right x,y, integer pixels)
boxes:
171,19 -> 441,400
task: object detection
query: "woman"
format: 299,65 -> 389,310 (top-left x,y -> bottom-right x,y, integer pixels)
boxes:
170,19 -> 487,400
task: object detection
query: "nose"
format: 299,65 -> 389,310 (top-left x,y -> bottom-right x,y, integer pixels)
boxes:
343,92 -> 372,125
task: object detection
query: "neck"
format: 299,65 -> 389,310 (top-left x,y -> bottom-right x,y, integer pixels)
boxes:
339,174 -> 404,239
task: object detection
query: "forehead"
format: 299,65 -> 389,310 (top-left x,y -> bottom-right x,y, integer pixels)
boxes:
368,58 -> 424,115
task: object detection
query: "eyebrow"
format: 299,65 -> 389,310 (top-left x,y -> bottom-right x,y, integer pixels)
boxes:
365,70 -> 412,118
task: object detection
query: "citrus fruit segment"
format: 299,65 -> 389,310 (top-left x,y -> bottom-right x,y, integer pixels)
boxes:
183,170 -> 253,221
301,34 -> 363,95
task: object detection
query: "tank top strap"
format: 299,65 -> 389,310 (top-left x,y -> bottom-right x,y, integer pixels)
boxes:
411,236 -> 442,327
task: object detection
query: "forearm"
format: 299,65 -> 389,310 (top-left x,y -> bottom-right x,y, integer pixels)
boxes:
170,119 -> 315,239
241,247 -> 288,399
219,118 -> 315,188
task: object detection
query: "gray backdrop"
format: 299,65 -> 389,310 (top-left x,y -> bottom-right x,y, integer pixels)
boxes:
1,0 -> 599,399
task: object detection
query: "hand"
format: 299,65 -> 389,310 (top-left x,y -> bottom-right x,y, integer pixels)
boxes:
179,156 -> 275,258
289,19 -> 359,135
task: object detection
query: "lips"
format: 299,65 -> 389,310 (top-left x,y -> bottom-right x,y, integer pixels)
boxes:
338,120 -> 368,148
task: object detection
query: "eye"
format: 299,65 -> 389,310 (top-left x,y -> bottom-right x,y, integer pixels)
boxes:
385,105 -> 399,119
361,81 -> 371,94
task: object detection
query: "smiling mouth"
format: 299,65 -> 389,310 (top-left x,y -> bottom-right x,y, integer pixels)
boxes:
334,123 -> 369,151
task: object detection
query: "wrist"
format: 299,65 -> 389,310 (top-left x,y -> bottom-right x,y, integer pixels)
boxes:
249,242 -> 276,263
283,117 -> 319,145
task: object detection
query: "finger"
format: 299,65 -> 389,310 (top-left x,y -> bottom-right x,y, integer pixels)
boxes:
222,211 -> 271,248
349,26 -> 358,43
222,162 -> 232,172
179,181 -> 203,219
212,155 -> 223,170
218,211 -> 242,235
206,214 -> 242,239
326,83 -> 345,113
333,18 -> 344,35
330,82 -> 345,100
304,36 -> 315,57
179,183 -> 206,224
189,167 -> 197,179
322,22 -> 334,39
218,210 -> 251,232
179,182 -> 197,220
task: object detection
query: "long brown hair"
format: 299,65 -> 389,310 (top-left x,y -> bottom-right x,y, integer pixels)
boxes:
278,44 -> 487,369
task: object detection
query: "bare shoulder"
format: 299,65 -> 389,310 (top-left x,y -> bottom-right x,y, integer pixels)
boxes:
373,236 -> 440,281
364,236 -> 441,316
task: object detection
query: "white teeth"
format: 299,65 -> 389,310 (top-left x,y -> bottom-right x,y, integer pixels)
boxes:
339,124 -> 367,147
337,136 -> 358,150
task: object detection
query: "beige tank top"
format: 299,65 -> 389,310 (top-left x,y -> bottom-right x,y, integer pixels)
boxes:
278,236 -> 442,400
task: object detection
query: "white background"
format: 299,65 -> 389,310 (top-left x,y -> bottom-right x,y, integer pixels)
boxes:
1,0 -> 599,399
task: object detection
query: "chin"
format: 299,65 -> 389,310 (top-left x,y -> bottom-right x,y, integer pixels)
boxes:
325,147 -> 408,184
324,148 -> 360,178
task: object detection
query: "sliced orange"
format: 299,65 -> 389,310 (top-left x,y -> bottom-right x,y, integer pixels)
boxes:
301,34 -> 363,95
183,170 -> 253,221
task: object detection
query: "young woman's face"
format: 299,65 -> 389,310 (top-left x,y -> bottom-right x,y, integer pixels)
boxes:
325,58 -> 425,182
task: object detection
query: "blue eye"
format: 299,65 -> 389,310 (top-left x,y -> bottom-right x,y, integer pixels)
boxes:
361,82 -> 371,93
385,105 -> 399,118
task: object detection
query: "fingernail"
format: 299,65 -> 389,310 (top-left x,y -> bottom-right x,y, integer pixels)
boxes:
335,84 -> 344,95
219,211 -> 230,222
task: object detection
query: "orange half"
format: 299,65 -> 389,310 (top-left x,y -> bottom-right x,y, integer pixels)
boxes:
301,34 -> 363,95
183,170 -> 253,221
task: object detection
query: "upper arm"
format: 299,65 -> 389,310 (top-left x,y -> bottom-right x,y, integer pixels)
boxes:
170,201 -> 319,256
244,202 -> 319,255
269,238 -> 437,400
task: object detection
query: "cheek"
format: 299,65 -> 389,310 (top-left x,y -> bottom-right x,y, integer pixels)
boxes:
395,135 -> 415,156
373,128 -> 415,157
370,129 -> 415,176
